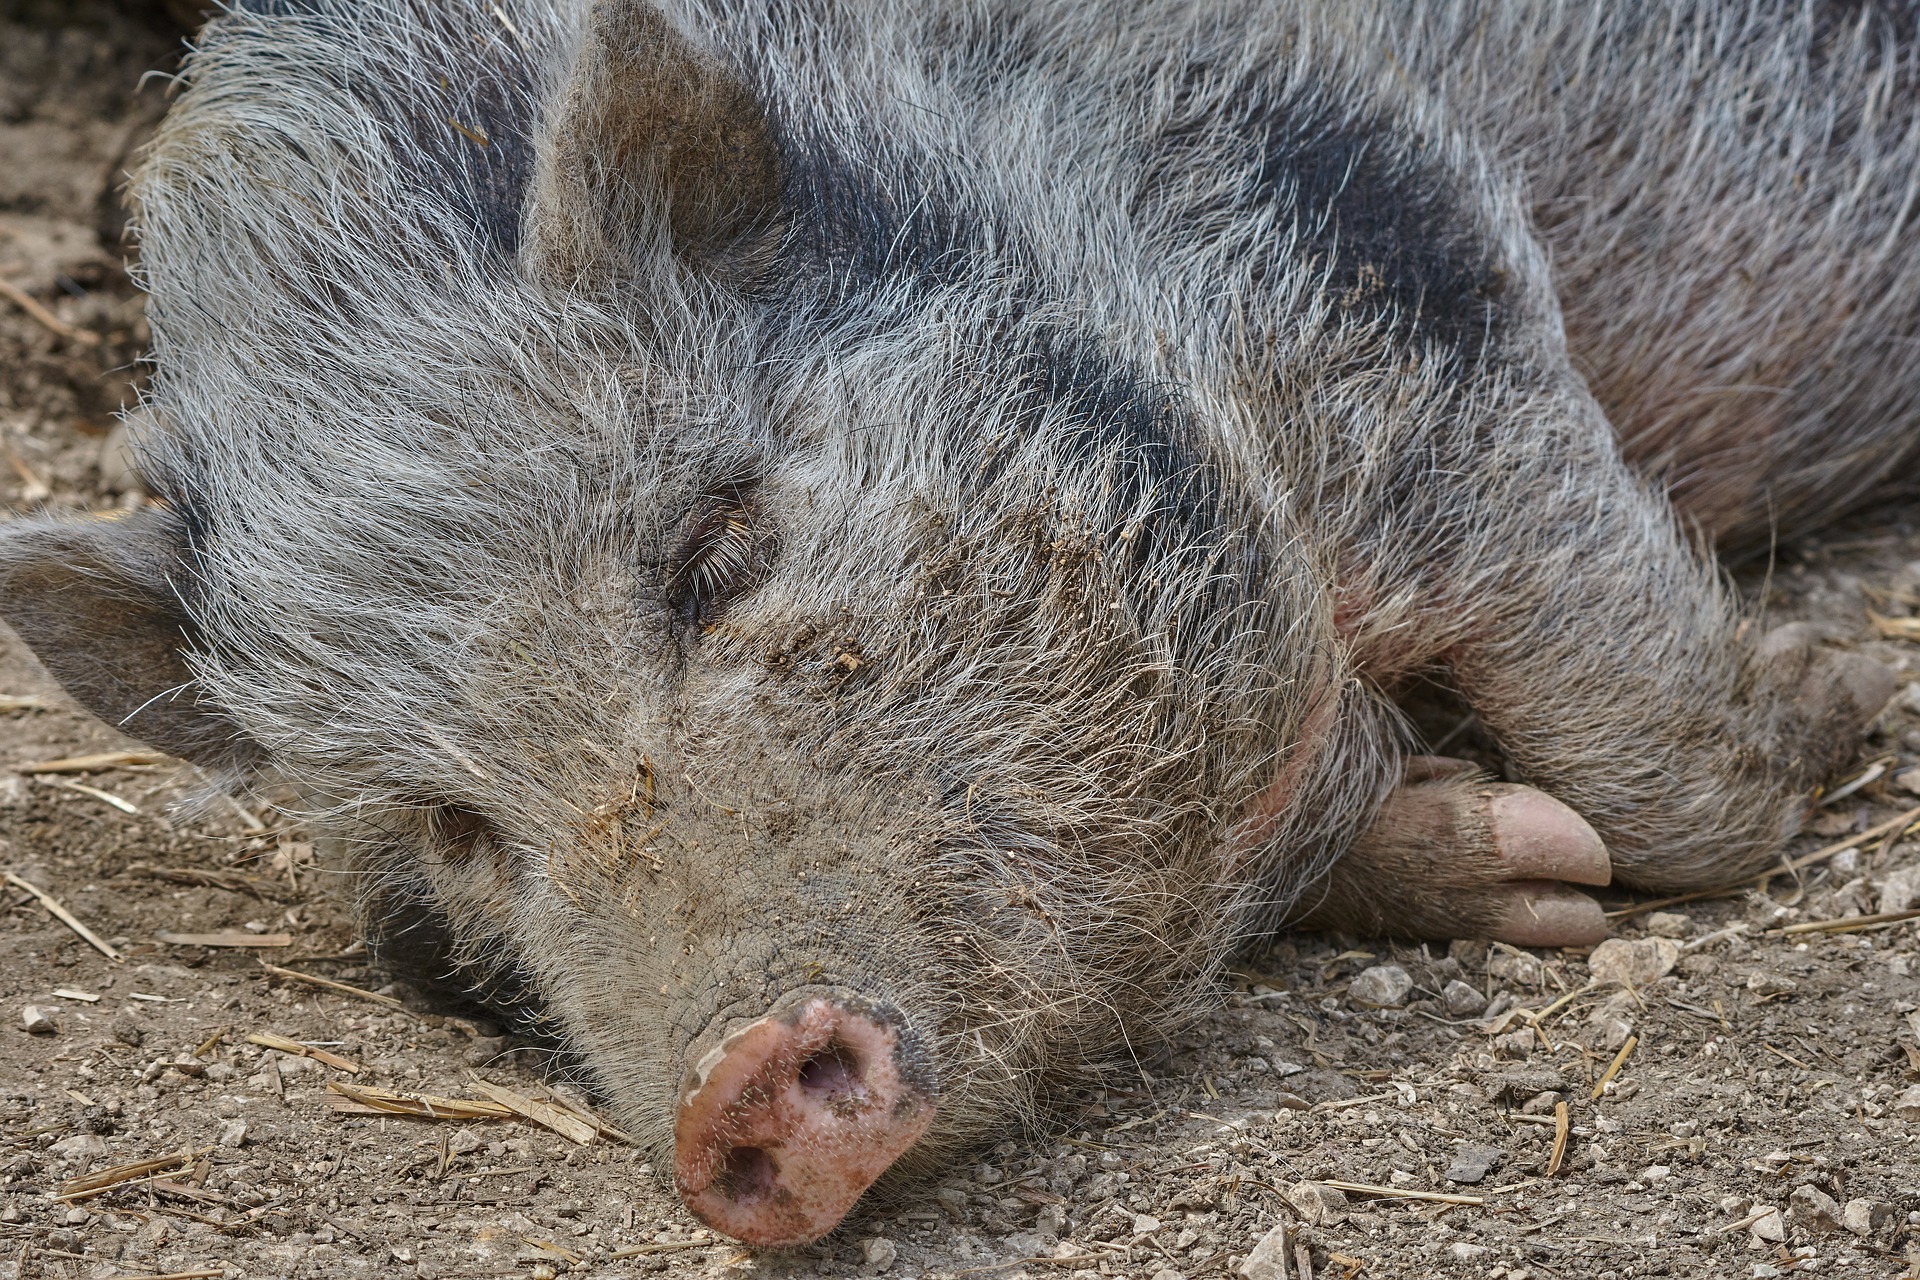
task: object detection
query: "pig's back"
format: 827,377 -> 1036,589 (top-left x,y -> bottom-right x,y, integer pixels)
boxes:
1376,0 -> 1920,549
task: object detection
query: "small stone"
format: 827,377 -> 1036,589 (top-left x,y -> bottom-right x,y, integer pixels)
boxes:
1448,1242 -> 1489,1260
1642,911 -> 1693,938
1348,964 -> 1412,1008
0,1206 -> 20,1224
1130,1213 -> 1162,1237
1890,1084 -> 1920,1121
217,1119 -> 248,1149
1641,1165 -> 1671,1184
1238,1222 -> 1289,1280
1487,949 -> 1542,986
861,1236 -> 897,1270
1840,1198 -> 1894,1236
448,1127 -> 484,1155
1877,865 -> 1920,915
1587,937 -> 1680,987
1441,979 -> 1487,1017
1148,1271 -> 1185,1280
1830,846 -> 1860,876
21,1006 -> 56,1035
1893,765 -> 1920,796
1745,971 -> 1799,997
1445,1145 -> 1505,1184
50,1133 -> 108,1160
1386,1168 -> 1419,1187
62,1207 -> 90,1226
1286,1181 -> 1348,1226
1750,1206 -> 1788,1243
1789,1183 -> 1841,1229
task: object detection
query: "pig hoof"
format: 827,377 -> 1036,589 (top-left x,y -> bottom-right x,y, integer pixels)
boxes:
1295,760 -> 1612,946
674,995 -> 934,1247
1759,622 -> 1897,726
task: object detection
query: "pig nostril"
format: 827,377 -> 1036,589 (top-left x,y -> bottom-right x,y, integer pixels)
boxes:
716,1146 -> 777,1204
796,1041 -> 861,1097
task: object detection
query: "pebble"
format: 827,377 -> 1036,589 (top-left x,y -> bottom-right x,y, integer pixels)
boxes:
1587,937 -> 1679,987
21,1005 -> 56,1035
50,1133 -> 108,1159
1750,1206 -> 1788,1243
1237,1222 -> 1290,1280
1745,971 -> 1799,997
1441,979 -> 1487,1017
1444,1145 -> 1505,1184
1286,1181 -> 1348,1225
1130,1213 -> 1162,1237
1486,949 -> 1542,986
1642,911 -> 1694,938
861,1236 -> 897,1271
1841,1198 -> 1894,1236
1148,1271 -> 1185,1280
1891,1084 -> 1920,1121
218,1119 -> 248,1149
1877,865 -> 1920,915
1788,1183 -> 1840,1228
448,1127 -> 485,1155
1448,1242 -> 1489,1260
1348,964 -> 1412,1008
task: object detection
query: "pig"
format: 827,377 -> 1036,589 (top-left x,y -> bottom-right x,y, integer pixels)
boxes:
0,0 -> 1906,1247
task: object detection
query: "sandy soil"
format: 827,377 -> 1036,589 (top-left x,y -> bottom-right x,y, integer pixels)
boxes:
2,7 -> 1919,1279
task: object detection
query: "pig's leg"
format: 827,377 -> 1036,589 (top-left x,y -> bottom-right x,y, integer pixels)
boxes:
1294,756 -> 1613,945
1343,428 -> 1893,924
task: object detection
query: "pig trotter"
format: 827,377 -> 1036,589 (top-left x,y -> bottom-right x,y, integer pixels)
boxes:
1296,757 -> 1611,946
674,995 -> 935,1248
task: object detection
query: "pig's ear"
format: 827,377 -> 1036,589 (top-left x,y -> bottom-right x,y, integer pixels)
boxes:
0,510 -> 260,774
525,0 -> 778,287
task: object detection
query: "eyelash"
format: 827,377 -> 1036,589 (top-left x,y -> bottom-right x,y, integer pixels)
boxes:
669,494 -> 767,631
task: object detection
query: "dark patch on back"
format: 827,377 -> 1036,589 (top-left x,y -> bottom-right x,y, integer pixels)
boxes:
233,0 -> 538,257
763,127 -> 987,316
1814,0 -> 1920,53
1144,73 -> 1508,358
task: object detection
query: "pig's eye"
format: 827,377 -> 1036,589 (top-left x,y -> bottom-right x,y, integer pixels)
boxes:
668,495 -> 767,631
425,804 -> 493,861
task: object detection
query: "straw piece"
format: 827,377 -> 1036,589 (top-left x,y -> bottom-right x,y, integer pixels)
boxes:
5,872 -> 121,961
58,1147 -> 211,1202
38,777 -> 139,814
247,1032 -> 362,1073
325,1080 -> 511,1121
15,750 -> 167,774
257,960 -> 409,1011
1318,1180 -> 1483,1206
468,1079 -> 596,1145
1592,1034 -> 1639,1100
1775,908 -> 1920,936
0,276 -> 100,345
1546,1101 -> 1570,1177
161,931 -> 292,948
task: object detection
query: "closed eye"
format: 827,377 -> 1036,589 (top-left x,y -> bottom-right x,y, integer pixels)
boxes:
668,490 -> 769,632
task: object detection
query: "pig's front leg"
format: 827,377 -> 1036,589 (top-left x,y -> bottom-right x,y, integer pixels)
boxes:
1296,395 -> 1893,944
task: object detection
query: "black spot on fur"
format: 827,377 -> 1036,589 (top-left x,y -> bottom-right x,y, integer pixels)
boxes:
1814,0 -> 1920,52
765,129 -> 988,315
236,1 -> 538,256
1144,75 -> 1508,358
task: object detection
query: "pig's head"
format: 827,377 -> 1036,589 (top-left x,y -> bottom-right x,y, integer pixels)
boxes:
0,0 -> 1373,1246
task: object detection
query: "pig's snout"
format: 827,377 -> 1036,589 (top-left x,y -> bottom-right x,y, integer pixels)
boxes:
674,995 -> 935,1247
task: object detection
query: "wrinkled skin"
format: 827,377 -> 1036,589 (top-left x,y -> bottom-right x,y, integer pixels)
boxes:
0,0 -> 1905,1247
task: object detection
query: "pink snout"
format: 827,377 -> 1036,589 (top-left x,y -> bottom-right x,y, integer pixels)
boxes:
674,996 -> 935,1247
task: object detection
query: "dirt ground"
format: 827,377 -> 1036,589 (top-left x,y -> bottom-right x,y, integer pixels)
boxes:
3,6 -> 1920,1280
